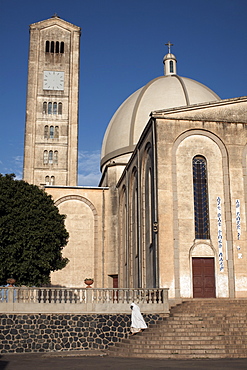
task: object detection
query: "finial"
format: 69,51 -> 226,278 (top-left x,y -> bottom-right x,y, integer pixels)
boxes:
51,13 -> 60,18
165,41 -> 173,54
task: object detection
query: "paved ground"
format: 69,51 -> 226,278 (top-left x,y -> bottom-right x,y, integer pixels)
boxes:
0,351 -> 247,370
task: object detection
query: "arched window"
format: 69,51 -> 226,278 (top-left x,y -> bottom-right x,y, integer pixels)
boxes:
43,102 -> 47,114
193,156 -> 210,239
50,41 -> 54,53
45,41 -> 50,53
50,126 -> 54,139
58,102 -> 62,115
54,150 -> 58,164
48,102 -> 52,115
55,126 -> 59,139
169,60 -> 174,73
43,151 -> 48,164
45,176 -> 49,185
53,102 -> 57,115
60,42 -> 64,53
49,150 -> 53,164
44,125 -> 49,139
55,41 -> 60,53
50,176 -> 55,185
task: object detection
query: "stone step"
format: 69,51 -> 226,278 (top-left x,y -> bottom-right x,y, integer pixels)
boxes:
109,348 -> 247,359
108,299 -> 247,359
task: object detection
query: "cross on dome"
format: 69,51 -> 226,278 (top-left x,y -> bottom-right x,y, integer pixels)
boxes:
165,41 -> 173,54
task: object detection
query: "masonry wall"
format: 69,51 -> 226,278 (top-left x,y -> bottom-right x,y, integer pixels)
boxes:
0,313 -> 165,353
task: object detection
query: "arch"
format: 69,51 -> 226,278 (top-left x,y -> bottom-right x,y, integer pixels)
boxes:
119,186 -> 128,287
43,150 -> 48,164
141,142 -> 156,288
129,167 -> 140,287
53,102 -> 57,114
55,126 -> 59,139
48,102 -> 52,115
45,41 -> 49,53
44,125 -> 49,139
43,102 -> 47,114
50,126 -> 54,139
193,155 -> 210,239
172,129 -> 235,298
54,150 -> 58,164
48,150 -> 53,164
54,195 -> 99,284
58,102 -> 62,115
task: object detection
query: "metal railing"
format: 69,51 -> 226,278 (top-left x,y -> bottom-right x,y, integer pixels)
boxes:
0,287 -> 169,314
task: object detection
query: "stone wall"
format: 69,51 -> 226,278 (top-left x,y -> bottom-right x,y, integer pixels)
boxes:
0,313 -> 165,353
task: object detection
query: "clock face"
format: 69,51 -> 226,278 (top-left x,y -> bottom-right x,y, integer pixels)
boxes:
43,71 -> 64,91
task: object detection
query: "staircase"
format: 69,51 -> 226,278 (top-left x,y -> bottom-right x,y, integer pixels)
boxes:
108,299 -> 247,359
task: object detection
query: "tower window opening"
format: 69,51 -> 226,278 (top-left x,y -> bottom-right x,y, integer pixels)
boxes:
45,41 -> 50,53
54,150 -> 58,164
53,102 -> 57,114
55,126 -> 59,139
45,176 -> 49,185
50,41 -> 55,53
43,150 -> 48,164
50,176 -> 55,185
169,60 -> 174,73
43,102 -> 47,114
44,125 -> 49,139
49,150 -> 53,164
48,102 -> 52,115
45,41 -> 64,54
193,156 -> 210,239
50,126 -> 54,139
55,41 -> 59,53
58,102 -> 62,115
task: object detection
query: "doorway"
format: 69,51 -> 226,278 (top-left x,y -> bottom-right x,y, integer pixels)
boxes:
192,257 -> 216,298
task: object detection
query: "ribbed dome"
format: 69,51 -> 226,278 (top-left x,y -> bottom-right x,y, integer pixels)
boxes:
101,57 -> 221,169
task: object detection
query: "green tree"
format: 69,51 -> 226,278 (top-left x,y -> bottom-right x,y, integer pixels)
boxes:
0,174 -> 69,286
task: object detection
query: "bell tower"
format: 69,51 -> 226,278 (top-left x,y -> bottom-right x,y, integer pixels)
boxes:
23,15 -> 81,186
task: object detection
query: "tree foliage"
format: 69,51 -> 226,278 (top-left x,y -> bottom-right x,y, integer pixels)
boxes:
0,174 -> 69,286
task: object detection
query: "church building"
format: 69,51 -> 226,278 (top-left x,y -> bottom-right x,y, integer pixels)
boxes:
23,16 -> 247,301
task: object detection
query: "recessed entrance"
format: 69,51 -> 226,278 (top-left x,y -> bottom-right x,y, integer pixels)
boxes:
192,257 -> 216,298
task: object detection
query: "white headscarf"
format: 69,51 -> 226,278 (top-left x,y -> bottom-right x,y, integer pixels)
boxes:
130,303 -> 147,329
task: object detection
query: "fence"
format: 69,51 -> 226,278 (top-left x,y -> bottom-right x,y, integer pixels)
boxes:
0,287 -> 169,314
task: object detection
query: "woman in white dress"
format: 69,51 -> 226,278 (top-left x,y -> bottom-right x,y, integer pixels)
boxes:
130,303 -> 147,335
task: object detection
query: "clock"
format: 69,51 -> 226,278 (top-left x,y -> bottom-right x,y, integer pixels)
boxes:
43,71 -> 64,91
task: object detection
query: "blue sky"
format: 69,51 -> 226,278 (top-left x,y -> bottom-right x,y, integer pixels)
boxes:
1,0 -> 247,185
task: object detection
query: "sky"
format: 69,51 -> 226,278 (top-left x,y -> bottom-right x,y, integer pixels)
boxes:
1,0 -> 247,186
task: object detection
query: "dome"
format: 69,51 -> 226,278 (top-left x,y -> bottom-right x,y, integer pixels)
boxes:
101,53 -> 221,169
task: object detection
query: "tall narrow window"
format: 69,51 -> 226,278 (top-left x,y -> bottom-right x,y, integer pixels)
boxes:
43,151 -> 48,164
43,102 -> 47,114
44,125 -> 49,139
45,41 -> 50,53
48,102 -> 52,115
50,41 -> 54,53
55,41 -> 59,53
53,102 -> 57,115
50,126 -> 54,139
169,60 -> 174,73
49,150 -> 53,164
45,176 -> 49,185
193,156 -> 210,239
50,176 -> 55,185
55,126 -> 59,139
54,150 -> 58,164
58,102 -> 62,115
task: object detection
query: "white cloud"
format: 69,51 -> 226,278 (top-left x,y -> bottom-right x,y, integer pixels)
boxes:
78,150 -> 101,186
